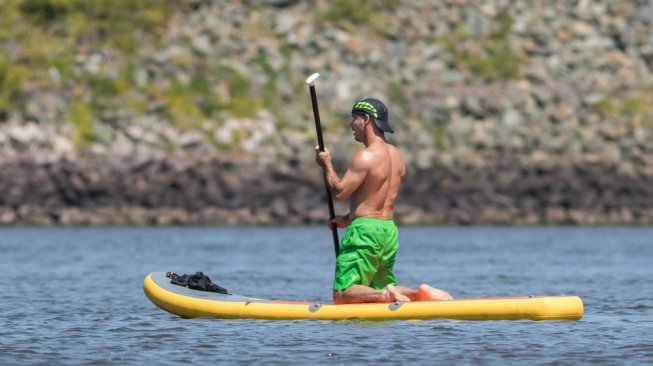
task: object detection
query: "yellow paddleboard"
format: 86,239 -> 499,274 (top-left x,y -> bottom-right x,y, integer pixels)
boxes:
144,272 -> 583,321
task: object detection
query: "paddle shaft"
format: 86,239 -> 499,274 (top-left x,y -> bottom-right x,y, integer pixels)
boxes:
308,84 -> 340,257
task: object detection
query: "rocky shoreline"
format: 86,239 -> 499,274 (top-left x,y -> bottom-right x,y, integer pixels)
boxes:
2,149 -> 652,226
1,1 -> 652,225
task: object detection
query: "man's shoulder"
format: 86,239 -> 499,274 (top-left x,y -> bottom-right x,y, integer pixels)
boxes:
352,148 -> 375,164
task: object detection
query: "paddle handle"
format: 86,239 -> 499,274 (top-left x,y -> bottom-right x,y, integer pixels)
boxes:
308,83 -> 340,257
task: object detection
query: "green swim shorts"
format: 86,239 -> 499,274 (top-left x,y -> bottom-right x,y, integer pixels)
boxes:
333,217 -> 399,291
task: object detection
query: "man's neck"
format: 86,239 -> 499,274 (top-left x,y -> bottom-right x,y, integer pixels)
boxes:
363,132 -> 386,147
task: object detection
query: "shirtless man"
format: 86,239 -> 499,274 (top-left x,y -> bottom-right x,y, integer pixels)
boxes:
315,98 -> 453,304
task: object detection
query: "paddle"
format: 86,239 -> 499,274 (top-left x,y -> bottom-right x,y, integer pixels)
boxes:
306,73 -> 340,257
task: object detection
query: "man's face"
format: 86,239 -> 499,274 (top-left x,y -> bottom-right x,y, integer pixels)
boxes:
349,114 -> 367,143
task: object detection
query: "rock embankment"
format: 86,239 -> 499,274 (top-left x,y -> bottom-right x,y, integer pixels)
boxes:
1,1 -> 652,225
2,149 -> 652,225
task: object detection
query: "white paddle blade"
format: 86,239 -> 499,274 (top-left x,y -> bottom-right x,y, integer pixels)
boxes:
306,73 -> 320,85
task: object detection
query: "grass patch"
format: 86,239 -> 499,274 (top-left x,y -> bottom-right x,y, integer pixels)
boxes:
18,0 -> 172,35
15,0 -> 173,59
69,98 -> 96,146
212,65 -> 259,119
146,65 -> 258,130
160,82 -> 206,131
0,56 -> 30,116
0,0 -> 179,126
443,13 -> 525,82
426,123 -> 448,151
318,0 -> 402,37
594,92 -> 653,127
0,0 -> 268,133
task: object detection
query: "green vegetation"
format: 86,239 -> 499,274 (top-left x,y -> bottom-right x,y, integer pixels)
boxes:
443,13 -> 525,82
426,124 -> 448,151
0,0 -> 175,141
594,92 -> 653,127
0,55 -> 30,114
212,65 -> 259,119
17,0 -> 170,43
0,0 -> 176,130
157,82 -> 206,131
0,0 -> 271,135
318,0 -> 402,36
69,98 -> 96,146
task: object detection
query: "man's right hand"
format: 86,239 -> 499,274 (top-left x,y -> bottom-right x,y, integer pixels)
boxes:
314,145 -> 331,167
328,215 -> 350,229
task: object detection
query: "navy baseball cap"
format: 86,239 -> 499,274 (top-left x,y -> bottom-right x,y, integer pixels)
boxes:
351,98 -> 394,133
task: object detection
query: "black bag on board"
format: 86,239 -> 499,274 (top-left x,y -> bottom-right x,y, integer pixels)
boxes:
167,271 -> 229,294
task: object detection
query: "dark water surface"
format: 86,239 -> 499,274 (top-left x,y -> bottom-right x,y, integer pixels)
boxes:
1,226 -> 652,365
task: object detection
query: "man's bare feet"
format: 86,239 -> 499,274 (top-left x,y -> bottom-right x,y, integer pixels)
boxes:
416,284 -> 453,301
385,284 -> 411,302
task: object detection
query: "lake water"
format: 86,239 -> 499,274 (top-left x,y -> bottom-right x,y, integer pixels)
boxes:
1,226 -> 652,365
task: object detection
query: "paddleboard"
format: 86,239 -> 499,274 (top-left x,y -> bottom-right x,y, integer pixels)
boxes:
144,272 -> 583,321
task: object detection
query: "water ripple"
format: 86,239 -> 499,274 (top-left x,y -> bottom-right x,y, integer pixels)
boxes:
1,226 -> 652,365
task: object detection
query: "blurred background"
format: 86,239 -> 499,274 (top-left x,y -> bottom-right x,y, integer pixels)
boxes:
0,0 -> 652,226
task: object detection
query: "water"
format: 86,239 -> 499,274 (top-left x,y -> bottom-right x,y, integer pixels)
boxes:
1,226 -> 652,365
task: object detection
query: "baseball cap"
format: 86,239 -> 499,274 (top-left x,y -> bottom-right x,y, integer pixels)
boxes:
351,98 -> 394,133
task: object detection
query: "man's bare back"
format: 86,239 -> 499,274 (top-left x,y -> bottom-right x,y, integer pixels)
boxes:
348,141 -> 405,221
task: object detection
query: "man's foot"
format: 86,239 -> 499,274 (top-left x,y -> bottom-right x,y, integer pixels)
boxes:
385,284 -> 411,303
416,284 -> 453,301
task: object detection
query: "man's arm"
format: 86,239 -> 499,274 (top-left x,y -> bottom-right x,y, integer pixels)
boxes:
316,148 -> 370,201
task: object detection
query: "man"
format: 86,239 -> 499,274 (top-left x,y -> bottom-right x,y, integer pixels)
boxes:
315,98 -> 453,304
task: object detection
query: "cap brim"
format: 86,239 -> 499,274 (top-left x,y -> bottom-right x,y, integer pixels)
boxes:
374,119 -> 394,133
